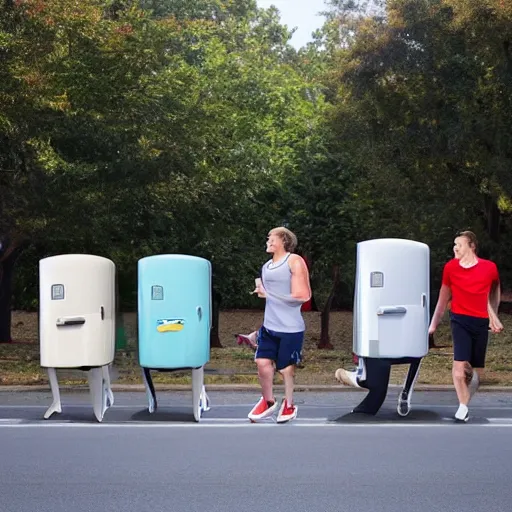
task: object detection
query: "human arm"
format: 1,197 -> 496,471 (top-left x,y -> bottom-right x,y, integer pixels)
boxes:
488,272 -> 503,333
488,302 -> 504,333
288,254 -> 312,302
428,284 -> 451,335
488,268 -> 501,314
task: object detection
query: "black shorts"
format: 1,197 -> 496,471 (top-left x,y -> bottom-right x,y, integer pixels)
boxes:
450,312 -> 489,368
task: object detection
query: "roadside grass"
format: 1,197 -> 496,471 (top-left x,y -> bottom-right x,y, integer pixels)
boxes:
1,310 -> 512,387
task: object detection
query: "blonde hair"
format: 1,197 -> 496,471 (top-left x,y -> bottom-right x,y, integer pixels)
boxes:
457,230 -> 478,253
268,227 -> 298,252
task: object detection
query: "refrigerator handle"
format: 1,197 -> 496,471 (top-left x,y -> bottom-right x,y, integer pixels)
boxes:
377,306 -> 407,316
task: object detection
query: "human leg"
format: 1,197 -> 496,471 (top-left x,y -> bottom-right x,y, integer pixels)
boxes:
277,365 -> 298,423
450,314 -> 476,421
256,358 -> 275,402
467,318 -> 490,400
280,365 -> 295,407
275,331 -> 304,423
452,360 -> 471,406
248,327 -> 278,420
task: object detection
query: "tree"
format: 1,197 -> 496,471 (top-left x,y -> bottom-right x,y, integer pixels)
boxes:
324,0 -> 512,288
0,235 -> 29,342
2,0 -> 325,344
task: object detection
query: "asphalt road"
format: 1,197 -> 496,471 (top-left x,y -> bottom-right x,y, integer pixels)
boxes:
1,389 -> 512,512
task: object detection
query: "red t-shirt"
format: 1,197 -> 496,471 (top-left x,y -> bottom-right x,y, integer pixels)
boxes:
442,258 -> 499,318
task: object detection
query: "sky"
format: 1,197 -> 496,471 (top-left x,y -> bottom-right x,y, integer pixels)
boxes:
256,0 -> 329,49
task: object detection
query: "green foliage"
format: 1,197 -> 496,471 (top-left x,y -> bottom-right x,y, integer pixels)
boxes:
1,0 -> 323,310
2,0 -> 512,313
313,0 -> 512,294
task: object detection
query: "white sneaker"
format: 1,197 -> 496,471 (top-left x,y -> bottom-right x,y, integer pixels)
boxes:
335,368 -> 361,388
455,404 -> 469,423
468,371 -> 480,401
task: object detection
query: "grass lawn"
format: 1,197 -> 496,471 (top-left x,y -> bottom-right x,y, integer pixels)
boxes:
1,310 -> 512,387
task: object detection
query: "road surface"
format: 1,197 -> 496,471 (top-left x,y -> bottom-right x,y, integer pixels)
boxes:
1,389 -> 511,512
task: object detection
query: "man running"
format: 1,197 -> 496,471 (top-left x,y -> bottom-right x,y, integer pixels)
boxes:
429,231 -> 503,422
248,227 -> 311,423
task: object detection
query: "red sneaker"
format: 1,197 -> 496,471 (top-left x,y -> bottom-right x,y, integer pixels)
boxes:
248,397 -> 278,421
276,399 -> 297,423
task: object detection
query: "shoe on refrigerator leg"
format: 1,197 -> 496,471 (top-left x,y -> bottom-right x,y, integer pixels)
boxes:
334,368 -> 361,388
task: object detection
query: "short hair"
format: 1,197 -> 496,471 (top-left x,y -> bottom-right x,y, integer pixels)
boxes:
268,227 -> 298,252
457,230 -> 478,252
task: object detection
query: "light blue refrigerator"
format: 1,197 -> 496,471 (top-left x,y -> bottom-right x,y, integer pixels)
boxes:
137,254 -> 212,421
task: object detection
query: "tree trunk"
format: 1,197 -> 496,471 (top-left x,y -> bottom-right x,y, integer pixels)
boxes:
209,288 -> 223,348
503,40 -> 512,75
484,195 -> 501,243
0,236 -> 29,343
317,265 -> 340,350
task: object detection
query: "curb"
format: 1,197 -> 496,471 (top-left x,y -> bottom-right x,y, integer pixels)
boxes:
1,384 -> 512,393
